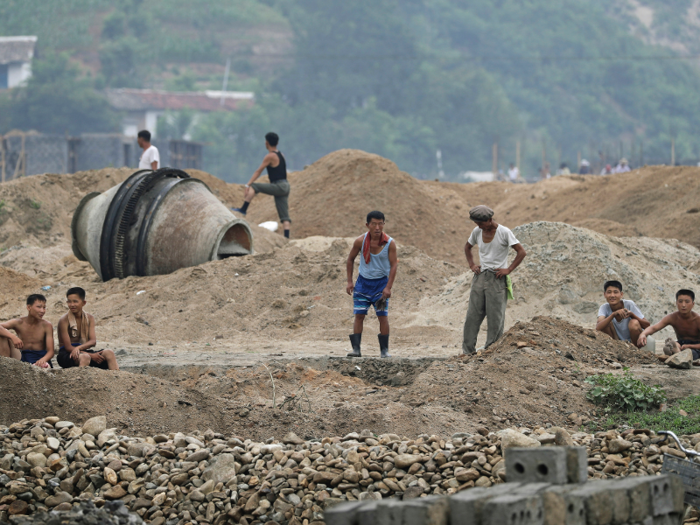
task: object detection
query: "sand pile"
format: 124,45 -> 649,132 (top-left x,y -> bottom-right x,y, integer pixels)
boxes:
0,238 -> 461,347
420,221 -> 700,339
243,149 -> 473,263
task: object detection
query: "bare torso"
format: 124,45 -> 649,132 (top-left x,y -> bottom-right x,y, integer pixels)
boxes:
669,311 -> 700,340
11,317 -> 51,350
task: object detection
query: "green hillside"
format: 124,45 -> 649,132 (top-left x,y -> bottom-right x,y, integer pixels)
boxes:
1,0 -> 699,181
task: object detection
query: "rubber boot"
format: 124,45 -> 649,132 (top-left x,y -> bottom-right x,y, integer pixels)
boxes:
378,334 -> 391,358
347,334 -> 362,357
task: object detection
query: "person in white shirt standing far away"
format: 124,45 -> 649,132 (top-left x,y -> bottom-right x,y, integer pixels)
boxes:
137,130 -> 160,170
462,205 -> 527,355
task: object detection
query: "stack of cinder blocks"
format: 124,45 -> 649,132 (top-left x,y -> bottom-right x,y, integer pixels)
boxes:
325,447 -> 685,525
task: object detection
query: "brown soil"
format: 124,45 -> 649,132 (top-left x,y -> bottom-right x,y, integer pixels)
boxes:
0,316 -> 656,439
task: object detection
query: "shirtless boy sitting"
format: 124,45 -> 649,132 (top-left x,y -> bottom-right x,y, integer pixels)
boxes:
57,287 -> 119,370
0,294 -> 54,367
596,280 -> 652,348
638,289 -> 700,358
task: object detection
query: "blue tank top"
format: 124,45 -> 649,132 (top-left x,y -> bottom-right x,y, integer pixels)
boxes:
359,234 -> 393,279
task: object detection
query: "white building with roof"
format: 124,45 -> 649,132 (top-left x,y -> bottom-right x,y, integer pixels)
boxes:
0,36 -> 37,89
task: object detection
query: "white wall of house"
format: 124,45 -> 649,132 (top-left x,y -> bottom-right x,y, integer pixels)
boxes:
7,61 -> 31,88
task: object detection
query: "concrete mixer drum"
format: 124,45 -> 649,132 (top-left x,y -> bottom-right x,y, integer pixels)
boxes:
71,168 -> 253,280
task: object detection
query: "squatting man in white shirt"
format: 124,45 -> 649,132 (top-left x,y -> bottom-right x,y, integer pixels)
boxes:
462,205 -> 527,354
137,130 -> 160,170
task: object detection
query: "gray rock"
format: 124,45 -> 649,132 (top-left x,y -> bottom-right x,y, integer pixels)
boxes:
500,429 -> 541,449
185,449 -> 210,463
667,349 -> 693,369
202,453 -> 237,484
82,416 -> 107,437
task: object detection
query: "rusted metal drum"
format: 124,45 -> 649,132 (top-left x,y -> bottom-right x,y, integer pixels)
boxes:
71,168 -> 253,281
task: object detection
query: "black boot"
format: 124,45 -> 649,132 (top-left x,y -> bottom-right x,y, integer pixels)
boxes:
378,334 -> 391,358
347,334 -> 362,357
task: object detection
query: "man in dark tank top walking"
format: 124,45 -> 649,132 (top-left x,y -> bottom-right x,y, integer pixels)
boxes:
232,132 -> 292,238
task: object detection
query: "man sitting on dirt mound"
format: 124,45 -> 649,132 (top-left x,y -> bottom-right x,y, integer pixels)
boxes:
638,289 -> 700,359
0,294 -> 54,368
57,287 -> 119,370
463,205 -> 527,355
345,211 -> 398,358
596,280 -> 653,350
232,132 -> 291,239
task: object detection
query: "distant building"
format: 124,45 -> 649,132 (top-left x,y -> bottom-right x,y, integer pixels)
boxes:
0,36 -> 37,89
105,88 -> 255,138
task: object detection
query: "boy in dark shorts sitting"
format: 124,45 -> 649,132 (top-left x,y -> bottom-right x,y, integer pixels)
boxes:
57,287 -> 119,370
638,289 -> 700,358
0,294 -> 54,367
596,280 -> 653,349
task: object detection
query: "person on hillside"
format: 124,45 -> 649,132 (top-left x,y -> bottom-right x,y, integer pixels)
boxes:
613,158 -> 630,173
0,294 -> 54,367
557,162 -> 571,176
345,211 -> 398,358
638,289 -> 700,358
579,159 -> 590,175
57,287 -> 119,370
137,130 -> 160,170
462,206 -> 527,354
596,280 -> 652,349
601,164 -> 613,176
507,163 -> 520,182
232,132 -> 291,239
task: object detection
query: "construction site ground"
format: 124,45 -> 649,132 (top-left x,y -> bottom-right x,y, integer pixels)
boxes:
1,150 -> 700,441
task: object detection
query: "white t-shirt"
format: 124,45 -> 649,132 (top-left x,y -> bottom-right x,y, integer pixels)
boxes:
508,167 -> 519,181
468,225 -> 520,271
139,145 -> 160,170
597,300 -> 644,341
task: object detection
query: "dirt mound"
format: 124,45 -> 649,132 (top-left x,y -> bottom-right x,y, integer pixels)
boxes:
0,167 -> 284,253
421,221 -> 700,341
244,149 -> 472,263
0,238 -> 461,347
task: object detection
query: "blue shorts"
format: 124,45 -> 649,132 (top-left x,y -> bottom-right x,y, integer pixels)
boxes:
21,350 -> 53,368
353,275 -> 389,317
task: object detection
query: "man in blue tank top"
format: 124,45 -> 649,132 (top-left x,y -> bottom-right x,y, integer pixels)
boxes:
345,211 -> 398,358
232,132 -> 292,238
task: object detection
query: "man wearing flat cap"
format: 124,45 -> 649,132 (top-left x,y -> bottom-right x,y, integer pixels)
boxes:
462,205 -> 527,354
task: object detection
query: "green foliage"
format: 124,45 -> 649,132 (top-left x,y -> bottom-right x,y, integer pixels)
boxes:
157,108 -> 196,140
28,200 -> 41,210
589,395 -> 700,436
3,54 -> 119,135
585,370 -> 666,412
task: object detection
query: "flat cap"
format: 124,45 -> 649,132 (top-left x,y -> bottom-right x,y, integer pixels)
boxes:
469,205 -> 494,222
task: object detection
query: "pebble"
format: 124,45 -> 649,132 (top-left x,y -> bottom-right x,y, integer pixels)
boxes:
0,417 -> 683,525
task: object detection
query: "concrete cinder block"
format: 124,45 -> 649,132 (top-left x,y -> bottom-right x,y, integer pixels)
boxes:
565,447 -> 588,484
593,479 -> 631,524
539,485 -> 586,525
325,500 -> 372,525
568,482 -> 614,525
651,513 -> 683,525
449,483 -> 522,525
482,493 -> 544,525
506,448 -> 568,485
649,475 -> 676,517
359,499 -> 403,525
400,495 -> 450,525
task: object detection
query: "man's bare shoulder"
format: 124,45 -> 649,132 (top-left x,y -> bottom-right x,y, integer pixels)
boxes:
58,313 -> 70,324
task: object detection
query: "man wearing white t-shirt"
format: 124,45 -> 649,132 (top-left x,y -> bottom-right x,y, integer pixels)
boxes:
462,205 -> 527,354
137,130 -> 160,170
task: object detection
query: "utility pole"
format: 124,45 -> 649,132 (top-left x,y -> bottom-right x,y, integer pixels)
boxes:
516,139 -> 521,175
492,141 -> 498,181
671,138 -> 675,166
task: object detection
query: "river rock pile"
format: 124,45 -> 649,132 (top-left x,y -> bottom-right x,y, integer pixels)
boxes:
0,416 -> 695,525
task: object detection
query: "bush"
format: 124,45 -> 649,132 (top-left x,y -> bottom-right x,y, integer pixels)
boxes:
585,370 -> 666,412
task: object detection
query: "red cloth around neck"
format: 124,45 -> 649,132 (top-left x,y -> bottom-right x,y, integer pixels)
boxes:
363,232 -> 389,264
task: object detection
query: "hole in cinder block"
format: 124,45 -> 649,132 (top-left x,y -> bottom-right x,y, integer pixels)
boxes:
568,504 -> 574,513
537,509 -> 542,519
537,463 -> 549,476
526,510 -> 531,519
579,508 -> 584,517
514,462 -> 525,474
654,485 -> 659,495
511,512 -> 518,524
520,510 -> 525,520
663,483 -> 669,493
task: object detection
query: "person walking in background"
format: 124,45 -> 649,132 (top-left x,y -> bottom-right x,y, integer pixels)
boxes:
579,159 -> 590,174
507,163 -> 520,182
232,132 -> 292,239
462,206 -> 526,354
137,130 -> 159,170
613,158 -> 631,173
